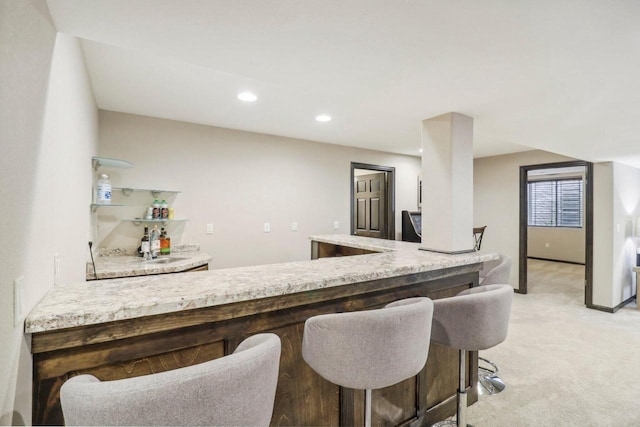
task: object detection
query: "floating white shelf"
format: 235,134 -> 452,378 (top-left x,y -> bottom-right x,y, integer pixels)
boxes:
113,187 -> 181,198
92,156 -> 134,170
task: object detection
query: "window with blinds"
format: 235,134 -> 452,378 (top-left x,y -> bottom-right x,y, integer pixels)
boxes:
528,179 -> 583,228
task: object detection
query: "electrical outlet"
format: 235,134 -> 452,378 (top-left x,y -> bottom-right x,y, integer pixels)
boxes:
14,276 -> 24,327
206,224 -> 214,234
264,222 -> 271,233
291,222 -> 298,231
333,220 -> 339,230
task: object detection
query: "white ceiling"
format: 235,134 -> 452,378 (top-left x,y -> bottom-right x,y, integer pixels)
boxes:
47,0 -> 640,165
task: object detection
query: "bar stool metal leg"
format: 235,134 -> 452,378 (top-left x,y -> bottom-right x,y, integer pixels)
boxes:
458,350 -> 466,427
365,389 -> 372,427
433,350 -> 473,427
478,356 -> 506,395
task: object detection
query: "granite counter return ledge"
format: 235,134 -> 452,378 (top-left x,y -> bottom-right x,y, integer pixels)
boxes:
26,235 -> 497,334
86,251 -> 212,280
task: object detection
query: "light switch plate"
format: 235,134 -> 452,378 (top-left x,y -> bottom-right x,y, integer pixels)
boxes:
291,222 -> 298,231
264,222 -> 271,233
333,221 -> 339,230
206,224 -> 214,234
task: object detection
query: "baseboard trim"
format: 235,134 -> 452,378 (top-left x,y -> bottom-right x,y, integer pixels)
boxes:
588,295 -> 636,313
528,256 -> 585,266
588,304 -> 615,313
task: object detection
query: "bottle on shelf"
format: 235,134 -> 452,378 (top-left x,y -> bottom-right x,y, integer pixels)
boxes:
96,174 -> 112,204
139,226 -> 150,258
150,225 -> 161,258
161,200 -> 169,219
152,199 -> 161,220
160,228 -> 171,255
168,207 -> 175,220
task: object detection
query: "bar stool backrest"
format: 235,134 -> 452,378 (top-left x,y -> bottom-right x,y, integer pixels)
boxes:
60,333 -> 281,426
302,297 -> 434,390
431,284 -> 513,351
479,253 -> 512,285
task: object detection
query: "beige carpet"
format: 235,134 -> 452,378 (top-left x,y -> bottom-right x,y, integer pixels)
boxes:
465,259 -> 640,426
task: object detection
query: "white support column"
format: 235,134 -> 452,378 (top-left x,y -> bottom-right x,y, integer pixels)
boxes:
420,112 -> 474,254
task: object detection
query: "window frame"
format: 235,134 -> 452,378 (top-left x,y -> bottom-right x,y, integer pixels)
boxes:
527,177 -> 584,229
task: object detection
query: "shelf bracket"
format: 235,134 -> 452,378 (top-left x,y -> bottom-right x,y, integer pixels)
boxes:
121,188 -> 134,196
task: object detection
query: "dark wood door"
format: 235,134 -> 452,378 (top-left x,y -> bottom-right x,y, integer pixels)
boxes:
354,172 -> 387,239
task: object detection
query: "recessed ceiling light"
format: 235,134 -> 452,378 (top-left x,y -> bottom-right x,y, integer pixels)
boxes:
419,148 -> 423,153
316,114 -> 332,122
237,91 -> 257,102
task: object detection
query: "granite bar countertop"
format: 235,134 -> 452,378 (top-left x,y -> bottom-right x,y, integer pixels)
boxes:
26,235 -> 497,334
86,251 -> 212,280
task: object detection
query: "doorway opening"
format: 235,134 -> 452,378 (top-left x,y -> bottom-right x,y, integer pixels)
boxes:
350,162 -> 395,240
519,161 -> 593,307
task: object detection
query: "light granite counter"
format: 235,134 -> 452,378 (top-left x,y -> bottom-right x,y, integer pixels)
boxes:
30,234 -> 498,426
26,235 -> 497,334
86,251 -> 212,280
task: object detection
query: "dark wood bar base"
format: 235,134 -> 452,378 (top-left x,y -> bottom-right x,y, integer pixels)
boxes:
32,249 -> 480,426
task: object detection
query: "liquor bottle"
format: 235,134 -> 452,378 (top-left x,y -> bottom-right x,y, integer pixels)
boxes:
150,225 -> 161,258
160,228 -> 169,256
139,226 -> 150,257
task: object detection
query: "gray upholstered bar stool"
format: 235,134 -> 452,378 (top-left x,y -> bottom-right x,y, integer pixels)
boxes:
60,333 -> 281,426
477,254 -> 512,395
431,284 -> 513,427
302,297 -> 434,427
479,253 -> 511,286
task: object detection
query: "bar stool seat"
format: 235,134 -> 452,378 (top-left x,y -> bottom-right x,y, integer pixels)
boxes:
60,333 -> 281,426
431,284 -> 513,427
301,297 -> 434,427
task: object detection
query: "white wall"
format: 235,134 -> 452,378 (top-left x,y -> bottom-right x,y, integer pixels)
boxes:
528,227 -> 585,263
0,1 -> 98,422
591,161 -> 640,308
97,111 -> 421,268
611,162 -> 640,307
473,150 -> 577,287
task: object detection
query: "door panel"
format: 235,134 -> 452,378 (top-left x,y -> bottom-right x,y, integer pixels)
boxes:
357,199 -> 366,230
370,198 -> 380,231
353,173 -> 387,238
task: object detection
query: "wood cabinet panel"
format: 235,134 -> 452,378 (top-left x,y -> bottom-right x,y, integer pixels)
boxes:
184,263 -> 208,272
315,241 -> 378,258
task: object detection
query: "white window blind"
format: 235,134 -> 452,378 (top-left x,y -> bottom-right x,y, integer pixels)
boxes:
528,179 -> 583,228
